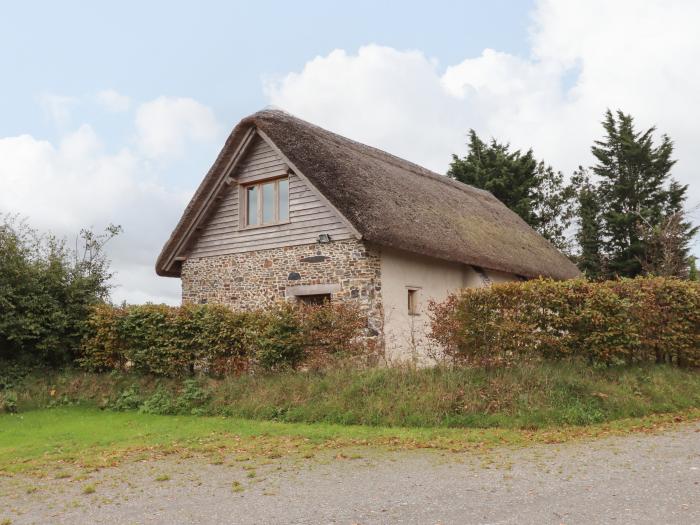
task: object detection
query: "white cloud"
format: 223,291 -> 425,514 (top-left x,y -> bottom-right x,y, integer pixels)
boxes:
4,0 -> 700,307
265,0 -> 700,257
39,93 -> 79,127
96,89 -> 131,112
265,47 -> 462,173
135,96 -> 221,159
0,95 -> 223,304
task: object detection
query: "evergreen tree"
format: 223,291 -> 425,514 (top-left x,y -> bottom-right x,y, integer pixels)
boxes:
448,130 -> 574,251
532,163 -> 576,252
591,110 -> 697,278
689,257 -> 699,281
572,169 -> 604,279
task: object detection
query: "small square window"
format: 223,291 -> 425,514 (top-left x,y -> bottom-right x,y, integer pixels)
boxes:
407,289 -> 419,315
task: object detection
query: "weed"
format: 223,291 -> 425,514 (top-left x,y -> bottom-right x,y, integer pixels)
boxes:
110,386 -> 141,411
140,388 -> 174,415
231,481 -> 244,493
0,391 -> 18,414
154,474 -> 170,482
11,363 -> 700,429
82,484 -> 96,495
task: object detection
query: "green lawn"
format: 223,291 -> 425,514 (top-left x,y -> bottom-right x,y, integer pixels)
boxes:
1,406 -> 697,474
3,362 -> 699,474
0,407 -> 510,472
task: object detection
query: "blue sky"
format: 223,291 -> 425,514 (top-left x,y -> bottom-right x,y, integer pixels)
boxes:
1,1 -> 698,303
0,1 -> 533,193
0,1 -> 532,138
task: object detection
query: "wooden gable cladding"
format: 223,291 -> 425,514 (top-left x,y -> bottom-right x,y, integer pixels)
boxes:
188,133 -> 354,258
234,134 -> 288,184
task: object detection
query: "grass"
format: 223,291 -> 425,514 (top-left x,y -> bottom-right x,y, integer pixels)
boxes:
1,406 -> 698,474
11,362 -> 700,428
231,481 -> 244,493
1,361 -> 698,473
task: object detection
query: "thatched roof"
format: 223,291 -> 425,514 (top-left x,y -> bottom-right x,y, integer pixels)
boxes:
157,109 -> 580,280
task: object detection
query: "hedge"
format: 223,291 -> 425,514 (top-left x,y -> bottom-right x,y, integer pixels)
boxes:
429,277 -> 700,368
79,302 -> 374,376
80,278 -> 699,376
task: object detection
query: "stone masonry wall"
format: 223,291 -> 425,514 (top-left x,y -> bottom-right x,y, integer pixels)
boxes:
181,239 -> 383,337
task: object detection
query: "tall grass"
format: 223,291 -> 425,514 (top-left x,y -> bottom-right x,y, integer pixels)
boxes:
10,361 -> 700,429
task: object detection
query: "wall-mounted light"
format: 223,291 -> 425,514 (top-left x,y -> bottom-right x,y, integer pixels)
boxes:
317,233 -> 332,244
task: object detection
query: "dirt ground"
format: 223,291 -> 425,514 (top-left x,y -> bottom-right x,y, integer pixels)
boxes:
1,422 -> 699,525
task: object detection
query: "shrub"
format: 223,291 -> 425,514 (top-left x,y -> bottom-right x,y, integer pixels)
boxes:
184,304 -> 254,376
0,215 -> 120,366
255,305 -> 304,371
429,277 -> 700,367
79,304 -> 128,372
296,302 -> 377,369
79,301 -> 370,376
117,304 -> 193,377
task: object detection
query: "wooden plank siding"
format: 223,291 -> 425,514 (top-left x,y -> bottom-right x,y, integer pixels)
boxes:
188,134 -> 354,258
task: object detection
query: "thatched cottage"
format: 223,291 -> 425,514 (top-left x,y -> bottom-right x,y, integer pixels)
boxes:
157,109 -> 580,362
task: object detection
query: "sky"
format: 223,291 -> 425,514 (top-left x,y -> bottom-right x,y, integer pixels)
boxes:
1,0 -> 699,304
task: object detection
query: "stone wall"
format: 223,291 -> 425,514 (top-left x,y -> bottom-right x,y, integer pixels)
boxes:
181,239 -> 383,337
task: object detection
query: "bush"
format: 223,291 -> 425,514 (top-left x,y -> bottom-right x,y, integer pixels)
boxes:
255,305 -> 304,371
79,302 -> 370,376
429,277 -> 700,367
296,302 -> 377,369
0,215 -> 119,366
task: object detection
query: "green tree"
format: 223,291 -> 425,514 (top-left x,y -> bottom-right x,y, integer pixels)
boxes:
448,130 -> 574,251
572,168 -> 604,279
0,215 -> 121,365
689,257 -> 699,281
591,110 -> 697,278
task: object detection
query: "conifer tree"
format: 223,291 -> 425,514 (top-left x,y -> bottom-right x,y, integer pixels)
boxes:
591,110 -> 696,278
448,130 -> 574,251
572,169 -> 604,278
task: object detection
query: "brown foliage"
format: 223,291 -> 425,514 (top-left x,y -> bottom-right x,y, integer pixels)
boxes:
79,302 -> 372,377
429,277 -> 700,368
295,302 -> 379,370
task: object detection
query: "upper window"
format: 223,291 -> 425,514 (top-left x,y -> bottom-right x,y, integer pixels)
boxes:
245,177 -> 289,227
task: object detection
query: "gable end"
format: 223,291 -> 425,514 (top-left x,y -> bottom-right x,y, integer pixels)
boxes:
168,131 -> 358,266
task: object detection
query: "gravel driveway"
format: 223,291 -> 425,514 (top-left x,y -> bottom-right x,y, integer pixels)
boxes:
2,422 -> 699,525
